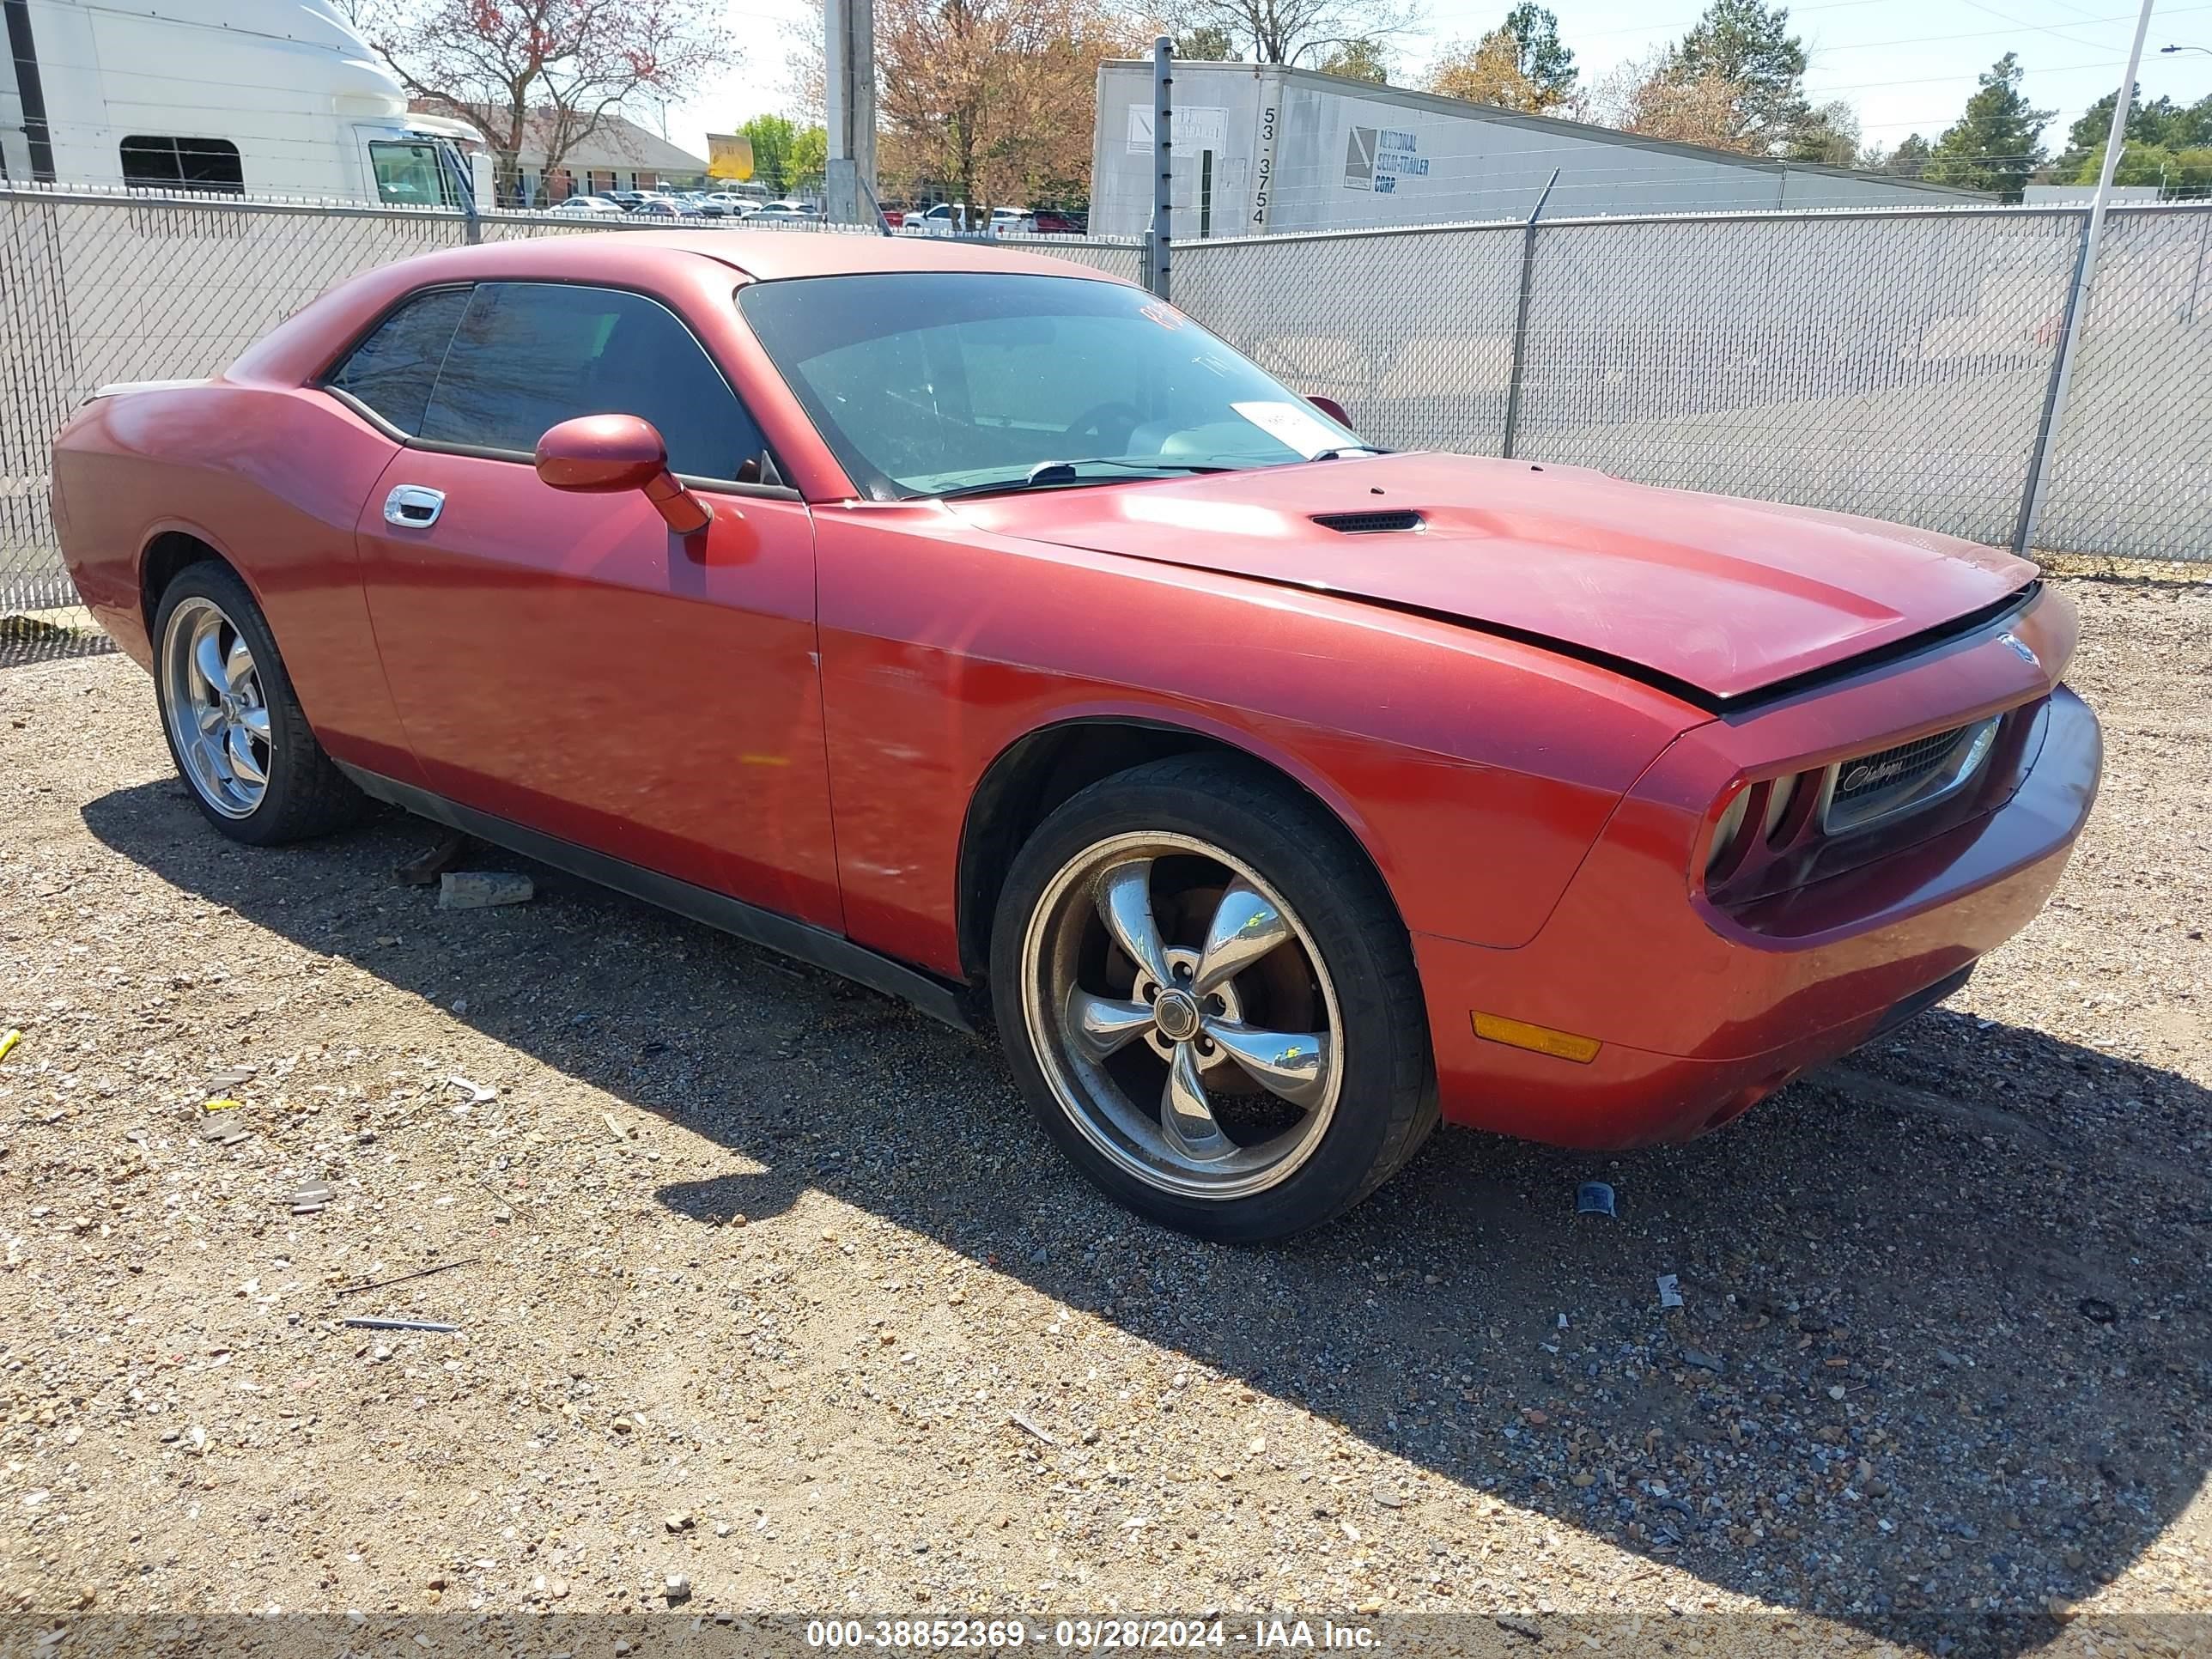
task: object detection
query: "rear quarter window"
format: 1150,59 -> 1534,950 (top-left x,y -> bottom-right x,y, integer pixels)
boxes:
325,288 -> 471,434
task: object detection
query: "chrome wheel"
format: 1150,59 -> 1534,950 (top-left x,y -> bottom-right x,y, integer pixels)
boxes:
1020,831 -> 1344,1200
160,596 -> 270,819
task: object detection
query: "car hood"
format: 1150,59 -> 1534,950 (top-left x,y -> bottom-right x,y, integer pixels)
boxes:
949,453 -> 2036,704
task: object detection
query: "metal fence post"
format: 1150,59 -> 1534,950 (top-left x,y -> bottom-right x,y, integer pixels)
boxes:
2012,0 -> 2155,555
1149,37 -> 1172,301
2012,210 -> 2092,553
1498,168 -> 1559,460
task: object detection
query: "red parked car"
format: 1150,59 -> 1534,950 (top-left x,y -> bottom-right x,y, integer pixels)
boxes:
51,233 -> 2100,1240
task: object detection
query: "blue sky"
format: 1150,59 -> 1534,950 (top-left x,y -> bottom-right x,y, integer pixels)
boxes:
665,0 -> 2211,159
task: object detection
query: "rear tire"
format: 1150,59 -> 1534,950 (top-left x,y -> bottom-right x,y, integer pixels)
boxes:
152,562 -> 367,845
990,755 -> 1437,1243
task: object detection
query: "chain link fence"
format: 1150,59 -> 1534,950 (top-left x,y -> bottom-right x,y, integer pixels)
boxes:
1180,202 -> 2212,562
3,189 -> 2204,616
2032,207 -> 2212,560
0,186 -> 1140,611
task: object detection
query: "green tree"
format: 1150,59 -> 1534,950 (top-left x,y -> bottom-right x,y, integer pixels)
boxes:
1923,52 -> 2052,201
1497,4 -> 1577,104
2058,89 -> 2212,177
1786,99 -> 1860,167
787,125 -> 829,192
1665,0 -> 1808,153
2069,140 -> 2171,187
1884,132 -> 1930,177
738,112 -> 798,191
2068,140 -> 2212,196
1318,36 -> 1389,81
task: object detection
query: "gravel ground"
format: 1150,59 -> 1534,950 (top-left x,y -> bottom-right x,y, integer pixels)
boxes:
0,575 -> 2206,1656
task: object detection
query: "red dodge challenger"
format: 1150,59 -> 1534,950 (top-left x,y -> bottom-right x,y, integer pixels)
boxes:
52,233 -> 2102,1240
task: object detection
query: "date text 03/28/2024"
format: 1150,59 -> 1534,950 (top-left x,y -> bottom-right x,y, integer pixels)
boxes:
803,1617 -> 1379,1649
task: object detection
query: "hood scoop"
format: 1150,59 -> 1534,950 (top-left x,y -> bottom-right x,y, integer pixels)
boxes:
1311,508 -> 1424,534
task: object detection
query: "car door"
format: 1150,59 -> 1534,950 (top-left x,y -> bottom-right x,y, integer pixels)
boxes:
340,279 -> 841,929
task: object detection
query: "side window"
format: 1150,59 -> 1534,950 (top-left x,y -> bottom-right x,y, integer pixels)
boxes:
120,136 -> 244,193
369,141 -> 453,208
418,283 -> 768,483
325,288 -> 471,435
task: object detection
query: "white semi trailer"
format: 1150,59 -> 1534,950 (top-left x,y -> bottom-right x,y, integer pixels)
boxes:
0,0 -> 490,205
1090,60 -> 1984,240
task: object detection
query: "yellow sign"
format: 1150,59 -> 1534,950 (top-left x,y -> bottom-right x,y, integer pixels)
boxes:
707,132 -> 754,182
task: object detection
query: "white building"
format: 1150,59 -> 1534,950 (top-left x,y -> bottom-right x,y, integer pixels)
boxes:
1091,61 -> 1986,239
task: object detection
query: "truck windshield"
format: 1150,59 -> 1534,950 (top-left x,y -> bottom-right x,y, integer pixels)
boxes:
369,141 -> 452,208
737,272 -> 1372,500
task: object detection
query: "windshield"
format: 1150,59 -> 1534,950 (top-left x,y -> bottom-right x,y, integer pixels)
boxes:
737,272 -> 1370,500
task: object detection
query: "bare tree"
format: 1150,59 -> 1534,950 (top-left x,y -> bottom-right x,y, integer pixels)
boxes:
1577,48 -> 1745,150
368,0 -> 735,204
1169,0 -> 1420,70
1428,32 -> 1536,108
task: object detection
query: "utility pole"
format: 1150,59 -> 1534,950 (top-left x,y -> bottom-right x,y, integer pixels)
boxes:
823,0 -> 878,225
2015,0 -> 2156,553
1149,37 -> 1172,299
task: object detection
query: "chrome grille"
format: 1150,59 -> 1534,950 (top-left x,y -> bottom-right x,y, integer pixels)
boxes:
1832,728 -> 1966,805
1821,718 -> 2001,836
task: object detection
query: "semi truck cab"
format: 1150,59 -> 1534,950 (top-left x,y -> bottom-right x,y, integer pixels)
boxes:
1,0 -> 489,208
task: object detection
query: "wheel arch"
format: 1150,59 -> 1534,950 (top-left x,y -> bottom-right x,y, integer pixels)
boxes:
954,714 -> 1407,983
138,521 -> 258,641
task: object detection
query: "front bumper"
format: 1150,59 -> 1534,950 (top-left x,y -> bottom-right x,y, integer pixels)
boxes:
1416,672 -> 2101,1150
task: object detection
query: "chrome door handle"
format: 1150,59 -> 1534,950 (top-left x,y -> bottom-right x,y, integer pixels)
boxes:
383,484 -> 446,528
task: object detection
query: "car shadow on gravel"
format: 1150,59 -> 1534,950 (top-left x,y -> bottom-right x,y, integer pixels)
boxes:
83,783 -> 2212,1657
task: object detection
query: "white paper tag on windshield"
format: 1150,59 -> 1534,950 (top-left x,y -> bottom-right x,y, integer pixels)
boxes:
1231,399 -> 1340,459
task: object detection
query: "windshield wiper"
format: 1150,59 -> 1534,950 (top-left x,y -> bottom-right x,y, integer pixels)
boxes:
1310,446 -> 1389,461
933,459 -> 1232,500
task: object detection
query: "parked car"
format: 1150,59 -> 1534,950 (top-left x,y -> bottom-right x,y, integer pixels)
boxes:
902,202 -> 971,234
626,196 -> 698,219
544,195 -> 623,217
751,203 -> 831,228
603,190 -> 647,210
51,234 -> 2102,1241
1030,209 -> 1084,234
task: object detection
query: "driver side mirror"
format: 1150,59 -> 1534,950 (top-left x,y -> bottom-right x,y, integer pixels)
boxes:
1305,394 -> 1355,431
535,415 -> 712,535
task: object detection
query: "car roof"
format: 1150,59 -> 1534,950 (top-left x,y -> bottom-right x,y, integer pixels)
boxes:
356,228 -> 1133,286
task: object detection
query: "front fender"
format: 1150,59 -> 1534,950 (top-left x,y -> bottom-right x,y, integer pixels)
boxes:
813,507 -> 1699,977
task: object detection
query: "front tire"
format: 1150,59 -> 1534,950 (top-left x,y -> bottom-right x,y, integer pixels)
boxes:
990,756 -> 1437,1243
152,562 -> 366,845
